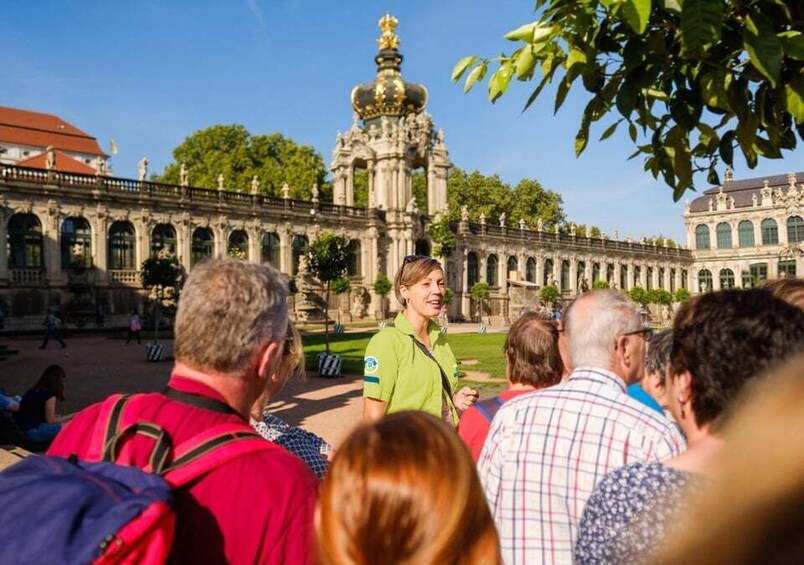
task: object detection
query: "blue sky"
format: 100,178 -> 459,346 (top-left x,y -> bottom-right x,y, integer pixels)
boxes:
2,1 -> 802,242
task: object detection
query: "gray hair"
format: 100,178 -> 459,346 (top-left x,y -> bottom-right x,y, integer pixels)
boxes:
174,259 -> 288,376
646,329 -> 673,383
565,290 -> 642,368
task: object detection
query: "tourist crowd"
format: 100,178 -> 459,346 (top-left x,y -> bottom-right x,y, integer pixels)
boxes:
2,257 -> 803,564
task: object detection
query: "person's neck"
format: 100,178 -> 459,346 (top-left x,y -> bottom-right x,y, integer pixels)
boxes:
506,382 -> 538,393
405,309 -> 431,345
171,362 -> 254,420
666,422 -> 724,476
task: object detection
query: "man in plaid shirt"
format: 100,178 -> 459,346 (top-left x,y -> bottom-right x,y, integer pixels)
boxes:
478,290 -> 685,564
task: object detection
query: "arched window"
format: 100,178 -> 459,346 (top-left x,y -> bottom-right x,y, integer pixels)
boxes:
414,239 -> 431,256
507,256 -> 518,280
620,265 -> 628,290
719,268 -> 735,289
761,218 -> 779,245
592,262 -> 601,282
681,269 -> 689,290
606,263 -> 614,284
486,254 -> 499,287
738,220 -> 755,247
670,268 -> 676,292
108,221 -> 136,270
291,235 -> 309,275
191,228 -> 214,266
261,232 -> 280,266
787,216 -> 804,243
61,217 -> 92,268
228,230 -> 249,259
346,239 -> 361,277
467,252 -> 479,287
633,265 -> 642,288
646,266 -> 654,290
778,260 -> 796,278
716,222 -> 732,248
560,260 -> 570,291
749,263 -> 768,286
698,269 -> 713,292
8,213 -> 43,268
695,224 -> 711,250
151,224 -> 176,256
543,258 -> 554,286
525,258 -> 536,283
658,267 -> 665,290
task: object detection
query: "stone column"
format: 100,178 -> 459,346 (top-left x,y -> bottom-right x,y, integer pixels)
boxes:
94,215 -> 109,279
461,247 -> 470,319
569,260 -> 577,295
366,162 -> 375,208
177,224 -> 191,270
247,228 -> 260,264
279,226 -> 292,274
0,211 -> 9,283
626,263 -> 634,291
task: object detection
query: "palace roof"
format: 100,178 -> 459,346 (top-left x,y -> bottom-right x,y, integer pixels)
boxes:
17,149 -> 99,174
688,171 -> 803,213
0,106 -> 106,156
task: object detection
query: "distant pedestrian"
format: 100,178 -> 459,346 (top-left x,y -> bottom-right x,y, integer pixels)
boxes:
39,309 -> 65,350
125,310 -> 142,345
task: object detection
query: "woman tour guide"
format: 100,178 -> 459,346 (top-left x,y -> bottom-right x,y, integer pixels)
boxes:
363,255 -> 478,424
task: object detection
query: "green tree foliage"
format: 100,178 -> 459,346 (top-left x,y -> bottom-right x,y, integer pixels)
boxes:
373,274 -> 393,320
141,252 -> 182,342
628,286 -> 650,308
155,125 -> 331,200
307,233 -> 349,354
331,276 -> 352,326
540,284 -> 560,305
648,288 -> 674,306
447,168 -> 565,228
592,279 -> 610,289
428,215 -> 457,258
453,0 -> 804,199
675,288 -> 692,302
470,281 -> 492,323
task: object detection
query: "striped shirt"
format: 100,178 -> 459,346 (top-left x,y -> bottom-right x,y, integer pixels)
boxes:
478,367 -> 686,565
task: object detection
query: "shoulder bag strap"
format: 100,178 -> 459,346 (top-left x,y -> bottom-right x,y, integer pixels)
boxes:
409,336 -> 453,399
161,423 -> 279,488
162,387 -> 240,416
474,396 -> 505,424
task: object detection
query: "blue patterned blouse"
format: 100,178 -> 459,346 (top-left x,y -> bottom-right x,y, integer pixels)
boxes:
575,462 -> 694,564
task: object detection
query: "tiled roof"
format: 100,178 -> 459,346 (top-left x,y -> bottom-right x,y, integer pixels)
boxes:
0,106 -> 106,156
17,150 -> 99,175
689,172 -> 803,213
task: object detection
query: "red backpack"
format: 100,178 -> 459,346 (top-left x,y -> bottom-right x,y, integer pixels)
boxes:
0,393 -> 278,565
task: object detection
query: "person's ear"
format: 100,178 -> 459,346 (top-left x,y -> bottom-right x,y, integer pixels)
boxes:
256,340 -> 282,384
675,370 -> 693,404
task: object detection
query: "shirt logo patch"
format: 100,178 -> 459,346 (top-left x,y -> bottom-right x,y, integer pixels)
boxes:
364,356 -> 379,374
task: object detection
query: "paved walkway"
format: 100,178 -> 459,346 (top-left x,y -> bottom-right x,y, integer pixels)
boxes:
0,334 -> 364,448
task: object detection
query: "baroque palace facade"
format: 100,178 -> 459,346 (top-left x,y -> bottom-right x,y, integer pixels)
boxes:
11,13 -> 796,331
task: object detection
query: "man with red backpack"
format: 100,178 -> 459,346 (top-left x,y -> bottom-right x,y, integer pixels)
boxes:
46,259 -> 318,564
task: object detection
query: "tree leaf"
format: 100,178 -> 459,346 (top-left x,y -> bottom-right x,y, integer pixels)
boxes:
779,31 -> 804,61
664,0 -> 682,12
575,117 -> 591,156
505,22 -> 536,43
464,62 -> 487,93
699,71 -> 729,111
567,47 -> 587,70
680,0 -> 724,57
489,61 -> 514,103
719,130 -> 735,165
743,15 -> 782,86
620,0 -> 652,34
599,120 -> 621,141
514,47 -> 537,80
451,56 -> 478,82
785,75 -> 804,123
555,77 -> 572,113
629,122 -> 638,142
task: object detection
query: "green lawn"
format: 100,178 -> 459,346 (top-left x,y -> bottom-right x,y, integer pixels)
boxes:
302,330 -> 508,399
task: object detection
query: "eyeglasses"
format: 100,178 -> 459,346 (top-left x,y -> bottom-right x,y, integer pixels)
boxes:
400,255 -> 430,278
622,327 -> 655,340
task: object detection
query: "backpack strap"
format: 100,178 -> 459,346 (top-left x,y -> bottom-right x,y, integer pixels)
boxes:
160,423 -> 279,488
474,396 -> 505,423
86,393 -> 130,461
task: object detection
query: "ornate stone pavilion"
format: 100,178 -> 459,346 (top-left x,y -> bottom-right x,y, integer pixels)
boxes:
684,170 -> 804,292
1,14 -> 695,330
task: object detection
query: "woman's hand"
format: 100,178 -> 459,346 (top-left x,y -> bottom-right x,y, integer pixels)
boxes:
452,387 -> 479,412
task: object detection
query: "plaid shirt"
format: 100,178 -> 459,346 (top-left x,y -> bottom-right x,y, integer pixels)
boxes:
478,367 -> 685,565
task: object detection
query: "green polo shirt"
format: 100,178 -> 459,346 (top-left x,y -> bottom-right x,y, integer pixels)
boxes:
363,312 -> 460,424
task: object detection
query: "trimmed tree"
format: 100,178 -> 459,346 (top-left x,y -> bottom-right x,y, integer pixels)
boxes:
307,233 -> 349,355
675,288 -> 692,303
648,289 -> 674,306
540,284 -> 560,306
470,281 -> 491,324
592,279 -> 610,290
373,274 -> 393,321
428,216 -> 457,259
140,251 -> 182,343
628,286 -> 650,309
330,276 -> 352,327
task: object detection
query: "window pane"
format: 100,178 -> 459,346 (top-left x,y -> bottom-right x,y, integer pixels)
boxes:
738,221 -> 755,247
761,219 -> 779,245
695,225 -> 710,250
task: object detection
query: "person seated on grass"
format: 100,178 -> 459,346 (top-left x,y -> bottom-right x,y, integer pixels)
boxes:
251,321 -> 333,479
14,365 -> 70,444
457,311 -> 564,460
317,411 -> 501,565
